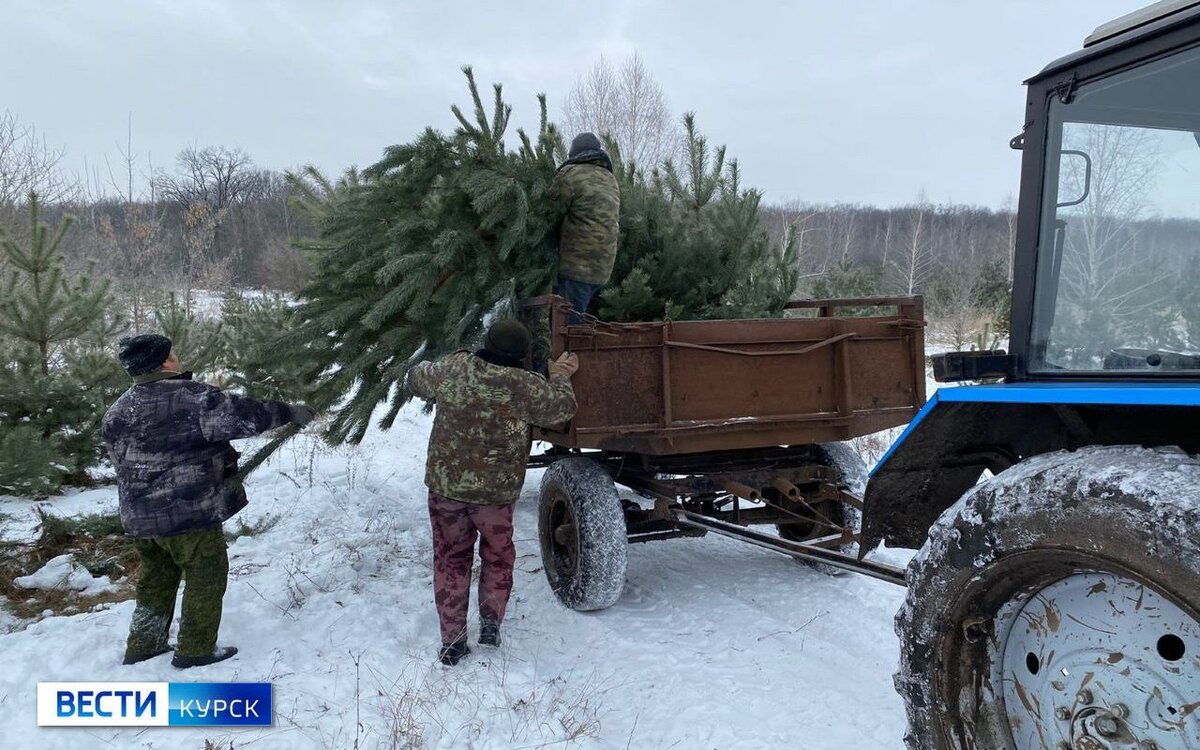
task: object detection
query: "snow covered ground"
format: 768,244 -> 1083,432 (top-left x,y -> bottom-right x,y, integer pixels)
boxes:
0,405 -> 912,749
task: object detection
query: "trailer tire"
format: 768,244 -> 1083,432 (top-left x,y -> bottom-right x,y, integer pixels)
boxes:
538,458 -> 628,611
895,445 -> 1200,750
776,442 -> 865,570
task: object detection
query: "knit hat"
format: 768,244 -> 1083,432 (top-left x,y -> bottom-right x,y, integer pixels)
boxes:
484,320 -> 531,359
569,132 -> 603,159
118,334 -> 173,376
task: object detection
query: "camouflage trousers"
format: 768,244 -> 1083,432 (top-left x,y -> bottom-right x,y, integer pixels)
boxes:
126,526 -> 228,660
427,492 -> 516,645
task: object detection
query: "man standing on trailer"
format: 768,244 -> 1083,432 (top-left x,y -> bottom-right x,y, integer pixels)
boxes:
548,132 -> 621,321
408,320 -> 579,665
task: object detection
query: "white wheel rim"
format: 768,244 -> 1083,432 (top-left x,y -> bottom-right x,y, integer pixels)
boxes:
997,572 -> 1200,750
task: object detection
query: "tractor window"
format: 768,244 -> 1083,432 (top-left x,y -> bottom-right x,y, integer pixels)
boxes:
1030,43 -> 1200,374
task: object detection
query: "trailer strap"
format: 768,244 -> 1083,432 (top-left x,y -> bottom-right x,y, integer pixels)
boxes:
664,333 -> 857,358
673,510 -> 908,586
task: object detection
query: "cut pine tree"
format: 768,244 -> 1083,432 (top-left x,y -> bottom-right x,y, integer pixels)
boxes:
242,67 -> 800,474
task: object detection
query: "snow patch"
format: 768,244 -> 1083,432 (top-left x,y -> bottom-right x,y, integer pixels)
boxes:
0,597 -> 16,634
0,488 -> 119,544
14,554 -> 120,596
0,403 -> 911,748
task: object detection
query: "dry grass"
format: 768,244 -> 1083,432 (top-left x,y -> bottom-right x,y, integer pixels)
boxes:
0,502 -> 285,627
225,512 -> 281,542
0,509 -> 137,622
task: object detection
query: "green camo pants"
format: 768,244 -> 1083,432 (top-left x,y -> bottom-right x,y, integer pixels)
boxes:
125,526 -> 228,659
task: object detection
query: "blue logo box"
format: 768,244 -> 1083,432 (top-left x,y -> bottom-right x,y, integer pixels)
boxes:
37,682 -> 273,727
168,682 -> 272,726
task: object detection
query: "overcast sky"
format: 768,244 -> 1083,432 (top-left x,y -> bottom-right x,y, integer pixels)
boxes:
2,0 -> 1150,209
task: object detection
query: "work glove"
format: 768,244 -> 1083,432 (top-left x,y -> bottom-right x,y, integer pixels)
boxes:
548,352 -> 580,380
288,403 -> 316,427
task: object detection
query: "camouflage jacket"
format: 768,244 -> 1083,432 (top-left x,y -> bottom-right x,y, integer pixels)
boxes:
408,352 -> 577,505
548,161 -> 621,285
102,372 -> 293,539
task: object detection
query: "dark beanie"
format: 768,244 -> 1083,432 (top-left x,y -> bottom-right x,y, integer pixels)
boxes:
484,320 -> 531,359
569,132 -> 603,158
118,334 -> 172,376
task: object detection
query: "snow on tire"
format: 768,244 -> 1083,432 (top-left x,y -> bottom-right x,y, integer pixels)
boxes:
895,445 -> 1200,750
538,457 -> 627,611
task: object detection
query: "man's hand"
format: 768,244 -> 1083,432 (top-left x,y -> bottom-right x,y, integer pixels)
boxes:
548,352 -> 580,380
288,403 -> 316,427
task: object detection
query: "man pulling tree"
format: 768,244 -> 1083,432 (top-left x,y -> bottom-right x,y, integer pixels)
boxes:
103,334 -> 314,668
408,320 -> 579,665
548,132 -> 621,321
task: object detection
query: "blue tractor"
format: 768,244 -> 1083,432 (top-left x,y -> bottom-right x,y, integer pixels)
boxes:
872,2 -> 1200,747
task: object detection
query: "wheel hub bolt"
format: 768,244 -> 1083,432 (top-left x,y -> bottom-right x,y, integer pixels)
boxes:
1094,714 -> 1120,738
1056,706 -> 1072,721
1076,689 -> 1093,705
1110,703 -> 1129,719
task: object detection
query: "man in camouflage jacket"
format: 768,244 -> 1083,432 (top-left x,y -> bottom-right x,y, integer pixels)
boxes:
548,132 -> 621,321
407,320 -> 579,665
102,334 -> 313,668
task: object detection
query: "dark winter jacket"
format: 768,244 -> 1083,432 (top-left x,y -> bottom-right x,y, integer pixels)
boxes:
548,157 -> 621,285
408,351 -> 577,505
102,372 -> 293,539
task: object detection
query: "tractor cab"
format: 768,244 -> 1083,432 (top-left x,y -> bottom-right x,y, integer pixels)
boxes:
940,0 -> 1200,382
1015,0 -> 1200,381
865,0 -> 1200,550
882,6 -> 1200,748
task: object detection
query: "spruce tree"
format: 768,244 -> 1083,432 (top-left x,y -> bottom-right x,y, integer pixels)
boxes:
0,193 -> 127,495
0,194 -> 112,373
247,69 -> 799,469
268,67 -> 563,452
153,293 -> 225,377
600,115 -> 799,321
220,292 -> 308,403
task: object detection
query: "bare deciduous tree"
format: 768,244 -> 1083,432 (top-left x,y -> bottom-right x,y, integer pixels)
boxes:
96,203 -> 169,332
562,52 -> 678,169
0,110 -> 79,207
155,145 -> 267,289
889,200 -> 934,295
931,238 -> 985,349
155,145 -> 260,210
1055,124 -> 1170,355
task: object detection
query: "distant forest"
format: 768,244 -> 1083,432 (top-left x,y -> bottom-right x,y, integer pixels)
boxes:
5,101 -> 1200,353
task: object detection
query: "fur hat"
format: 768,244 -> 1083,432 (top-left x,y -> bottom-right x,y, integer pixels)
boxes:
118,334 -> 172,376
569,132 -> 603,159
483,320 -> 531,359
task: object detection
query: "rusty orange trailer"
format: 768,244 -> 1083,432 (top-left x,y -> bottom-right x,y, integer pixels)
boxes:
521,295 -> 927,610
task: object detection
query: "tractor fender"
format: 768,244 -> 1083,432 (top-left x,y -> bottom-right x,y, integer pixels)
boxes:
861,382 -> 1200,552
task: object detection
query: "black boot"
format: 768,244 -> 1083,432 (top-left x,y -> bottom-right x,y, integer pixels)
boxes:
439,638 -> 470,666
122,645 -> 173,665
172,646 -> 238,669
479,621 -> 501,647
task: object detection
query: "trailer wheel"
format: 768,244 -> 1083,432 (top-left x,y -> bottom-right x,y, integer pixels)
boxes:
538,458 -> 628,611
895,446 -> 1200,750
776,442 -> 866,565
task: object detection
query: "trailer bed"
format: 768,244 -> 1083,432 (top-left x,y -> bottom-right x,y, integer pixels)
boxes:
524,296 -> 927,455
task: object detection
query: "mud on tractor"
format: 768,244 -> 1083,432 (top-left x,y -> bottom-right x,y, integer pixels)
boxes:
528,2 -> 1200,748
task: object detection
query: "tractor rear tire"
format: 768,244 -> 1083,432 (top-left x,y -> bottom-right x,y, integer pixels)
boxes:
538,458 -> 628,611
895,445 -> 1200,750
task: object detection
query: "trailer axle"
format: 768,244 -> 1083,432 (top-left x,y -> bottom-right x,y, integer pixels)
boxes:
673,510 -> 907,586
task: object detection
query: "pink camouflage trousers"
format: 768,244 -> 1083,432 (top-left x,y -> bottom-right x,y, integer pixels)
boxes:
427,491 -> 517,644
